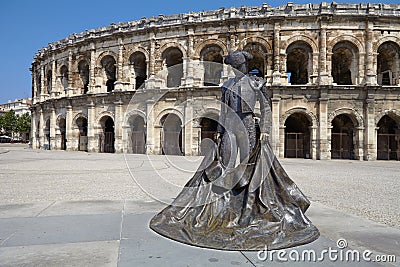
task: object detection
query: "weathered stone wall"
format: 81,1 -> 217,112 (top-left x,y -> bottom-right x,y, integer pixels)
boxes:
30,3 -> 400,160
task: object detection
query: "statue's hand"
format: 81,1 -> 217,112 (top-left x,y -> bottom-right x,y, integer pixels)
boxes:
260,132 -> 269,141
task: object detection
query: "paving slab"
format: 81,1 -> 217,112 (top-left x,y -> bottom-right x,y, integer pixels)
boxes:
0,202 -> 54,218
38,200 -> 124,217
119,212 -> 251,267
0,214 -> 121,247
0,240 -> 119,267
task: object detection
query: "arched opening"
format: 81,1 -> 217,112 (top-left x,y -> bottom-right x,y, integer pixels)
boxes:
59,65 -> 68,91
101,55 -> 116,92
377,42 -> 400,86
200,45 -> 223,86
76,116 -> 88,151
128,115 -> 146,154
58,117 -> 67,150
78,60 -> 89,94
285,113 -> 311,158
46,70 -> 52,94
286,41 -> 312,85
36,120 -> 41,149
161,114 -> 182,155
129,52 -> 147,89
245,42 -> 267,78
162,48 -> 183,87
44,119 -> 51,150
100,116 -> 115,153
332,41 -> 358,85
199,117 -> 218,156
377,115 -> 400,160
331,114 -> 355,159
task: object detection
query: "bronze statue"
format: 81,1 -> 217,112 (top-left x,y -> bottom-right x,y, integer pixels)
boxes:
150,51 -> 319,251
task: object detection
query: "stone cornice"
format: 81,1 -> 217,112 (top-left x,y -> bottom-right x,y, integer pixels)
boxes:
34,2 -> 400,60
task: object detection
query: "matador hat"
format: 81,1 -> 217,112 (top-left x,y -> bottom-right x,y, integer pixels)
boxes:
224,50 -> 253,67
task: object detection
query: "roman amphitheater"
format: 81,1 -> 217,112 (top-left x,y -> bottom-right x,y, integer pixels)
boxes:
30,2 -> 400,160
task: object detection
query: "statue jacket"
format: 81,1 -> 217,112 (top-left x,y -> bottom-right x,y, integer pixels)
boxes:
217,75 -> 271,135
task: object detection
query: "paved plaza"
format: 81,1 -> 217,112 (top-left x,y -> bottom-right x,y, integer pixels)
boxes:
0,144 -> 399,266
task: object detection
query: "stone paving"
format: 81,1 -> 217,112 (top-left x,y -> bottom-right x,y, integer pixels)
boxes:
0,144 -> 399,266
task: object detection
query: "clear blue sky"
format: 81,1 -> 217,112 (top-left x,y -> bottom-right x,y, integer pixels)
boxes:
0,0 -> 397,104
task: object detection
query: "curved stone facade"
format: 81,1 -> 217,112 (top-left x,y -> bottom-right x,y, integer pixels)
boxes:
31,2 -> 400,160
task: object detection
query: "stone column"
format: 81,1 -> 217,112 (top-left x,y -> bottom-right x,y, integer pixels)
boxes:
31,110 -> 37,149
115,39 -> 124,91
278,125 -> 285,158
184,99 -> 193,156
365,98 -> 377,160
51,60 -> 57,98
146,100 -> 155,154
318,20 -> 331,85
319,95 -> 330,160
149,32 -> 156,76
66,105 -> 73,151
184,29 -> 195,87
87,100 -> 96,152
365,21 -> 377,85
40,65 -> 46,101
271,96 -> 280,155
89,44 -> 96,93
39,109 -> 44,149
356,126 -> 365,161
32,69 -> 38,103
311,126 -> 318,160
50,107 -> 57,150
114,99 -> 123,153
67,51 -> 73,96
272,22 -> 281,85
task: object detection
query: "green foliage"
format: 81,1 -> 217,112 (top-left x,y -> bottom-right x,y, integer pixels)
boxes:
0,110 -> 31,136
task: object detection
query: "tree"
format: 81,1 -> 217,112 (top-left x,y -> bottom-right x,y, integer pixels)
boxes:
16,112 -> 31,135
0,110 -> 17,136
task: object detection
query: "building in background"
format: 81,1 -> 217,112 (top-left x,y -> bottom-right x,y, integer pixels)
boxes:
30,3 -> 400,160
0,98 -> 31,115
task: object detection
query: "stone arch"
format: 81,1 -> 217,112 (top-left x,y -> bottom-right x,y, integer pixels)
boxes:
239,36 -> 272,53
376,41 -> 400,85
96,51 -> 118,67
157,42 -> 187,59
194,39 -> 228,59
200,44 -> 224,86
284,35 -> 318,54
328,35 -> 365,54
129,51 -> 148,89
156,108 -> 184,127
328,108 -> 364,128
73,113 -> 88,127
286,41 -> 314,84
56,113 -> 66,127
331,40 -> 360,85
124,46 -> 149,63
124,109 -> 147,127
280,107 -> 318,128
373,36 -> 400,52
375,109 -> 400,125
96,111 -> 115,126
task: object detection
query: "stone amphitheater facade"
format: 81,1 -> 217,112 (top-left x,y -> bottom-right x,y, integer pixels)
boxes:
30,2 -> 400,160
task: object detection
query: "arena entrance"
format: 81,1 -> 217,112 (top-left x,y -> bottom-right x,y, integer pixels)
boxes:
100,116 -> 115,153
58,117 -> 67,150
284,113 -> 311,159
76,117 -> 88,151
199,117 -> 218,156
128,116 -> 146,154
161,114 -> 182,155
44,119 -> 51,150
377,115 -> 400,160
331,114 -> 355,159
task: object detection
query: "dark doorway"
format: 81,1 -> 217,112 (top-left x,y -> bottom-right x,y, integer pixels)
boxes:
161,114 -> 182,155
284,113 -> 311,158
286,41 -> 312,85
101,116 -> 115,153
377,115 -> 400,160
59,117 -> 67,150
76,117 -> 88,151
331,114 -> 355,159
44,119 -> 51,150
162,48 -> 183,87
128,116 -> 146,154
332,42 -> 357,85
201,45 -> 223,86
